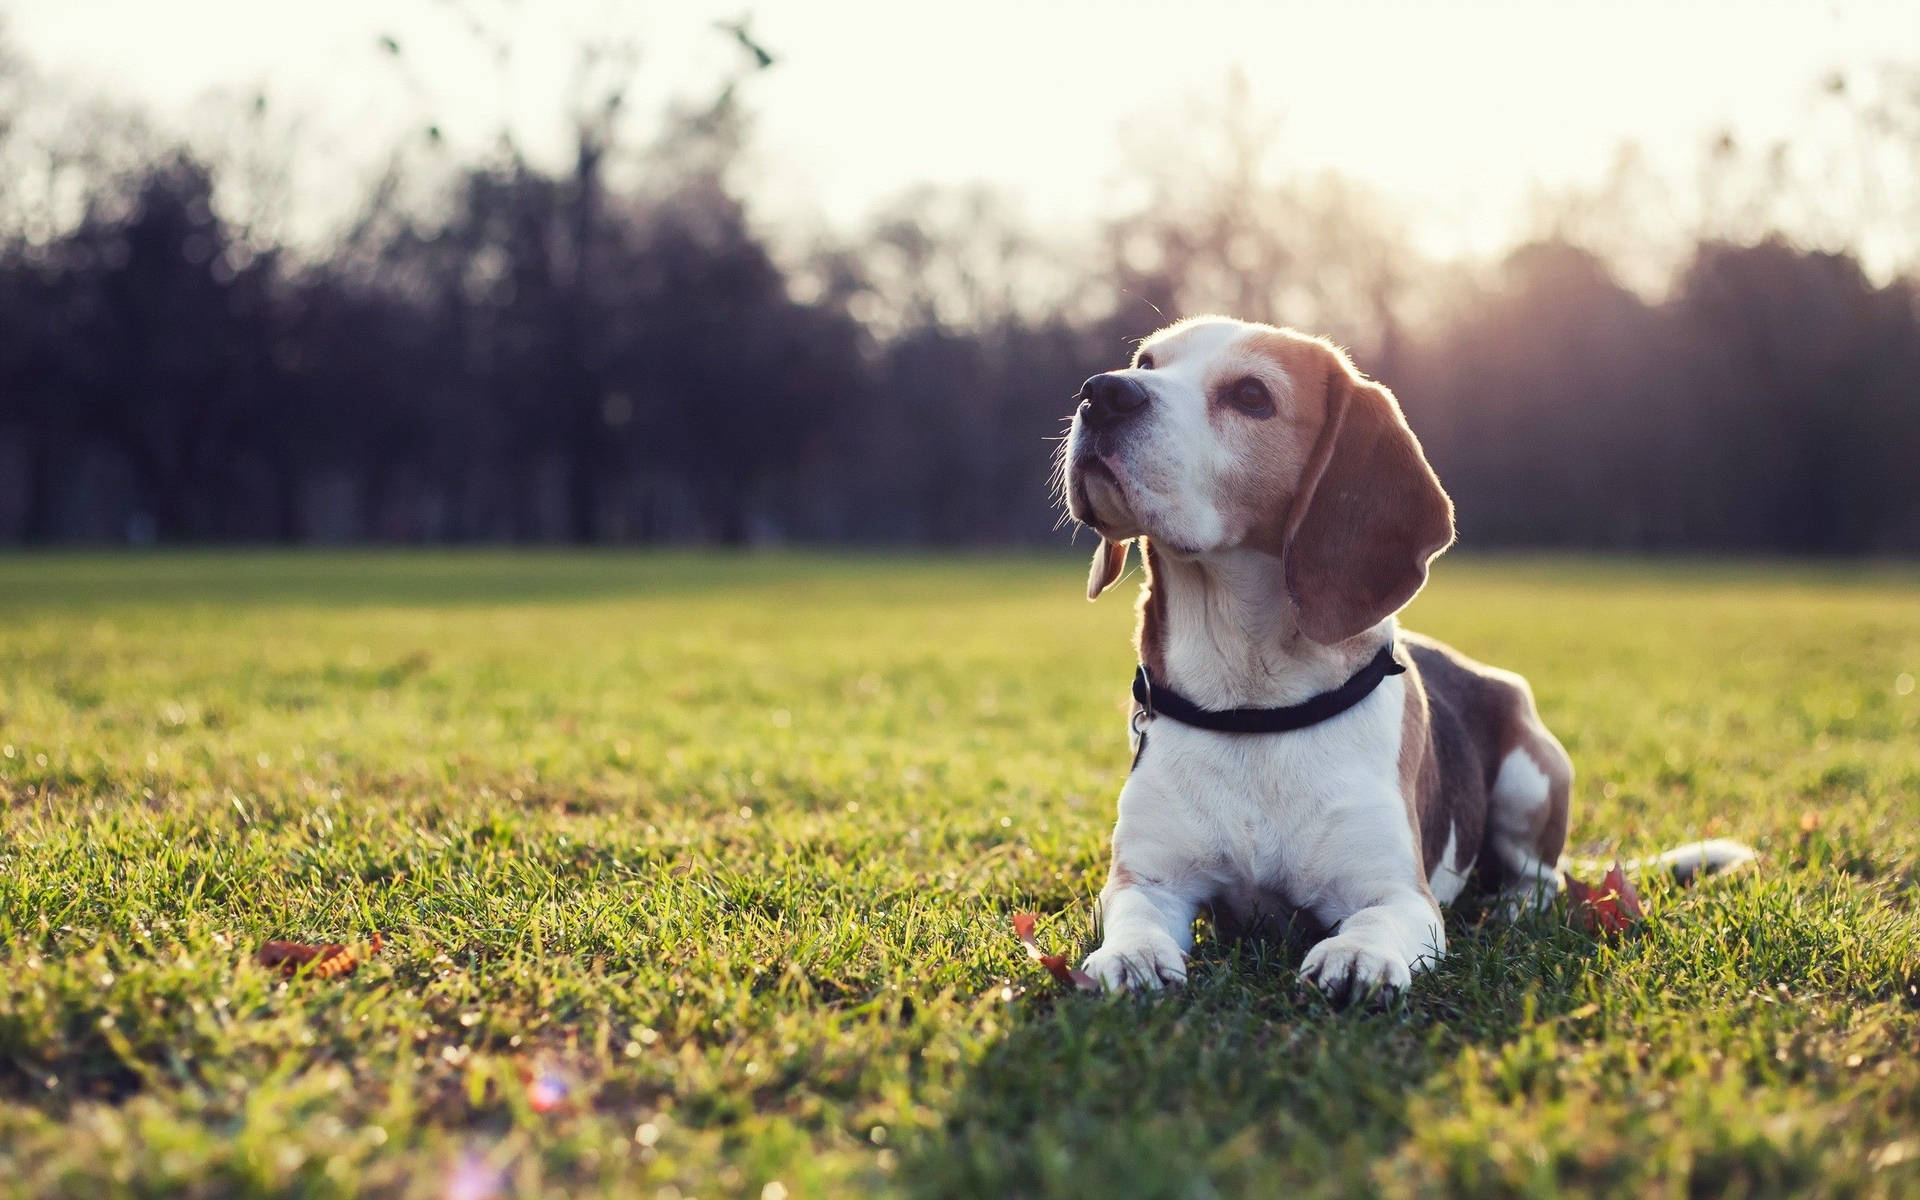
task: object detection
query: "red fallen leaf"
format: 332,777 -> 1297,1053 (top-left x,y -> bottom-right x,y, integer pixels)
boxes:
1011,912 -> 1098,992
255,932 -> 385,979
1564,864 -> 1644,935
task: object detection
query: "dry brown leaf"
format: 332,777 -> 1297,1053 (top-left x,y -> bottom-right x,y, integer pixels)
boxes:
255,932 -> 385,979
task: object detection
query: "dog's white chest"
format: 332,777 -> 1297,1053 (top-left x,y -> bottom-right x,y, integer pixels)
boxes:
1111,680 -> 1417,926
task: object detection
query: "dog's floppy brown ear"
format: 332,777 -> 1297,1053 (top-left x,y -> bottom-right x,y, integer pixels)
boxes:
1087,536 -> 1130,600
1283,369 -> 1453,643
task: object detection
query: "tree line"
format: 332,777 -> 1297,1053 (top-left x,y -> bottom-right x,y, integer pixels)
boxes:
1,40 -> 1917,553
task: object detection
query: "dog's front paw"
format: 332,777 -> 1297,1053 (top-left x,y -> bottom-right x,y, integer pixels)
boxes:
1300,934 -> 1412,1005
1082,932 -> 1188,993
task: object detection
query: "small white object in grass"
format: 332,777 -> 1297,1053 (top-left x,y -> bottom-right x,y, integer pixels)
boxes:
1871,1140 -> 1918,1170
761,1184 -> 789,1200
443,1152 -> 506,1200
771,708 -> 792,728
1896,673 -> 1915,696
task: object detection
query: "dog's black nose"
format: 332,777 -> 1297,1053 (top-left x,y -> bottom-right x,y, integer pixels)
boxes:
1077,373 -> 1150,428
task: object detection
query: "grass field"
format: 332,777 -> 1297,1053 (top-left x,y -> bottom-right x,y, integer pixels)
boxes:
1,551 -> 1918,1199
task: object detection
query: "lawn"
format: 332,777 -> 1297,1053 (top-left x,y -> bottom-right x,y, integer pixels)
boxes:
1,551 -> 1917,1199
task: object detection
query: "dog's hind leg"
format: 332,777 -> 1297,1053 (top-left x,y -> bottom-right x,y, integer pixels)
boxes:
1484,694 -> 1574,919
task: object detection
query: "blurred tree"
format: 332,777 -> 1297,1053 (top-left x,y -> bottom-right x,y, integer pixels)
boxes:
53,156 -> 278,539
1673,239 -> 1920,553
0,22 -> 1915,554
1406,242 -> 1684,549
1101,75 -> 1416,369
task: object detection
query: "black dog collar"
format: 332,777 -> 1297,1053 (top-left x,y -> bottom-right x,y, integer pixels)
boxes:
1131,642 -> 1406,735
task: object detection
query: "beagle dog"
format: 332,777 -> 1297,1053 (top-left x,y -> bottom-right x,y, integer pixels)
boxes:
1062,316 -> 1746,999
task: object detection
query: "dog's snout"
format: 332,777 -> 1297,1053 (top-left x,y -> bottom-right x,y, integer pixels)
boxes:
1077,373 -> 1150,429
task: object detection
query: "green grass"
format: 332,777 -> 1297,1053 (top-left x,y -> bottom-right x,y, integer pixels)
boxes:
1,551 -> 1917,1199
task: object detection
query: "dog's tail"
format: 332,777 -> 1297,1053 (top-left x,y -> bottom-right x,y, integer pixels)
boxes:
1564,838 -> 1757,886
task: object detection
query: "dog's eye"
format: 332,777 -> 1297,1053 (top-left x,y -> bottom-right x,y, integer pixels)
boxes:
1136,353 -> 1155,370
1225,377 -> 1275,416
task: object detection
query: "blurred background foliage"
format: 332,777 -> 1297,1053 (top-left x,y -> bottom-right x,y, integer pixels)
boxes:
1,12 -> 1917,552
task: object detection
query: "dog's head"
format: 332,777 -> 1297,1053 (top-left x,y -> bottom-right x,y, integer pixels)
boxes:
1064,316 -> 1454,644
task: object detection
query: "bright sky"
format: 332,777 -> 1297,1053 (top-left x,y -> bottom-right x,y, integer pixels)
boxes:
7,0 -> 1916,260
